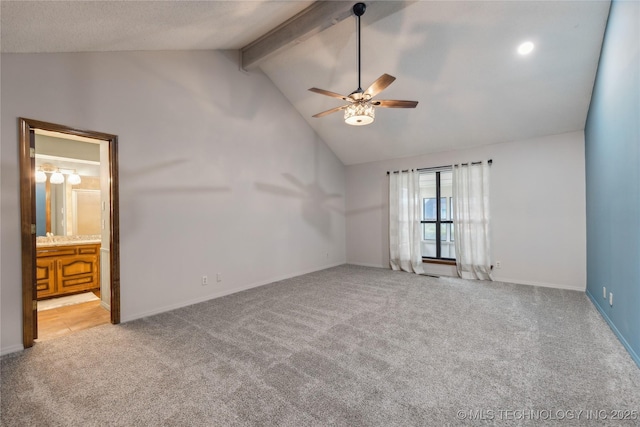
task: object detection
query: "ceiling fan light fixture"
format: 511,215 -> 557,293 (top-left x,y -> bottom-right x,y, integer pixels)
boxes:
345,101 -> 375,126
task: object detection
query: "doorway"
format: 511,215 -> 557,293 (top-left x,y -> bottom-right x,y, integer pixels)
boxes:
19,118 -> 120,348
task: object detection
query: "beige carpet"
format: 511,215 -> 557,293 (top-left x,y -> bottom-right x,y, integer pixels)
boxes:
37,292 -> 99,311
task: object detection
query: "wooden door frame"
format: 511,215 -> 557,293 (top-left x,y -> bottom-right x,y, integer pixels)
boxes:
19,118 -> 120,348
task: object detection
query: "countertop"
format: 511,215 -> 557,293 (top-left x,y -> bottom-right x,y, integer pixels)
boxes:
36,235 -> 102,247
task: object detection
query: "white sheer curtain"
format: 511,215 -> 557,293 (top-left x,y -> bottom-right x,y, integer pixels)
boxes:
389,170 -> 424,274
452,162 -> 493,280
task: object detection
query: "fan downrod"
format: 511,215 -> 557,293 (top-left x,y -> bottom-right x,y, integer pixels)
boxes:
353,3 -> 367,92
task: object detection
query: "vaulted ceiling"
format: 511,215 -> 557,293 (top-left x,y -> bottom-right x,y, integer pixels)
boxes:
1,1 -> 611,165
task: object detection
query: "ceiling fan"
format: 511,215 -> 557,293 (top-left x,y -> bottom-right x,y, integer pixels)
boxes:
309,2 -> 418,126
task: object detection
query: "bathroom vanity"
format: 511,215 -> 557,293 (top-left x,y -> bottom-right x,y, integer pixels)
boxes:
36,237 -> 101,300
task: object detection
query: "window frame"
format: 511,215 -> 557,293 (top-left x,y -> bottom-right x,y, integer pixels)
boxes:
420,169 -> 455,261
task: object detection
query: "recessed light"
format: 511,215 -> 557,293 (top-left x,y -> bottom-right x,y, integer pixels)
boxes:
518,41 -> 535,55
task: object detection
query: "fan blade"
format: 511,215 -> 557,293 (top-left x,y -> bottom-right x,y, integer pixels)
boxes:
373,100 -> 418,108
312,105 -> 347,118
309,88 -> 348,100
364,74 -> 396,98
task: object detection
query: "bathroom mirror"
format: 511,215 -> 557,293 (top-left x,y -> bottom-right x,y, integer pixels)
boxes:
35,133 -> 102,237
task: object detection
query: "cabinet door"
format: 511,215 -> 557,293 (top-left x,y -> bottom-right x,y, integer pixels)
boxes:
36,258 -> 57,299
56,255 -> 99,295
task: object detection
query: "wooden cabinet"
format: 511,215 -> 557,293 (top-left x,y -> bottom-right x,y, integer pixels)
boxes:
36,258 -> 56,298
36,243 -> 100,300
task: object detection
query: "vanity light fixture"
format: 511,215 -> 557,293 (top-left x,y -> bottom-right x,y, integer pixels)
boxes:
35,163 -> 82,185
60,168 -> 82,185
35,168 -> 47,183
49,170 -> 65,184
67,173 -> 82,185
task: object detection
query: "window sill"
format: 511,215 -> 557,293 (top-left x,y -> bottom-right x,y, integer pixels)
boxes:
422,258 -> 456,266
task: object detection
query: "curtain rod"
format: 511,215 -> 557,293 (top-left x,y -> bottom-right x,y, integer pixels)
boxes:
453,159 -> 492,168
386,159 -> 492,175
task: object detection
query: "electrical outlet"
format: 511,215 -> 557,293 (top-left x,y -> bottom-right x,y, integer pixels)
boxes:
609,292 -> 613,307
201,275 -> 208,286
495,261 -> 502,269
216,273 -> 222,283
603,286 -> 607,299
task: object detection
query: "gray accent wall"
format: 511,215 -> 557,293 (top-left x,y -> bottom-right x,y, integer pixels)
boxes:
585,0 -> 640,367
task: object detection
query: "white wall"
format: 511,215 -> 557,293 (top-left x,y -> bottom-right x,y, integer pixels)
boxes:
0,51 -> 346,355
346,131 -> 586,290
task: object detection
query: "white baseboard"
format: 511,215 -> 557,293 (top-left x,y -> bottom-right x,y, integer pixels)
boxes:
347,264 -> 585,292
347,262 -> 387,269
1,344 -> 25,357
493,276 -> 585,292
121,262 -> 345,323
101,301 -> 111,311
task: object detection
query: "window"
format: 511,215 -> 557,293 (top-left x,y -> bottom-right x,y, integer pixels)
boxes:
419,169 -> 455,260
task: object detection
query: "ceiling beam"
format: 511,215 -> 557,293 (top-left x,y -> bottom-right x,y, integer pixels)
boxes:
241,1 -> 352,70
241,1 -> 416,71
